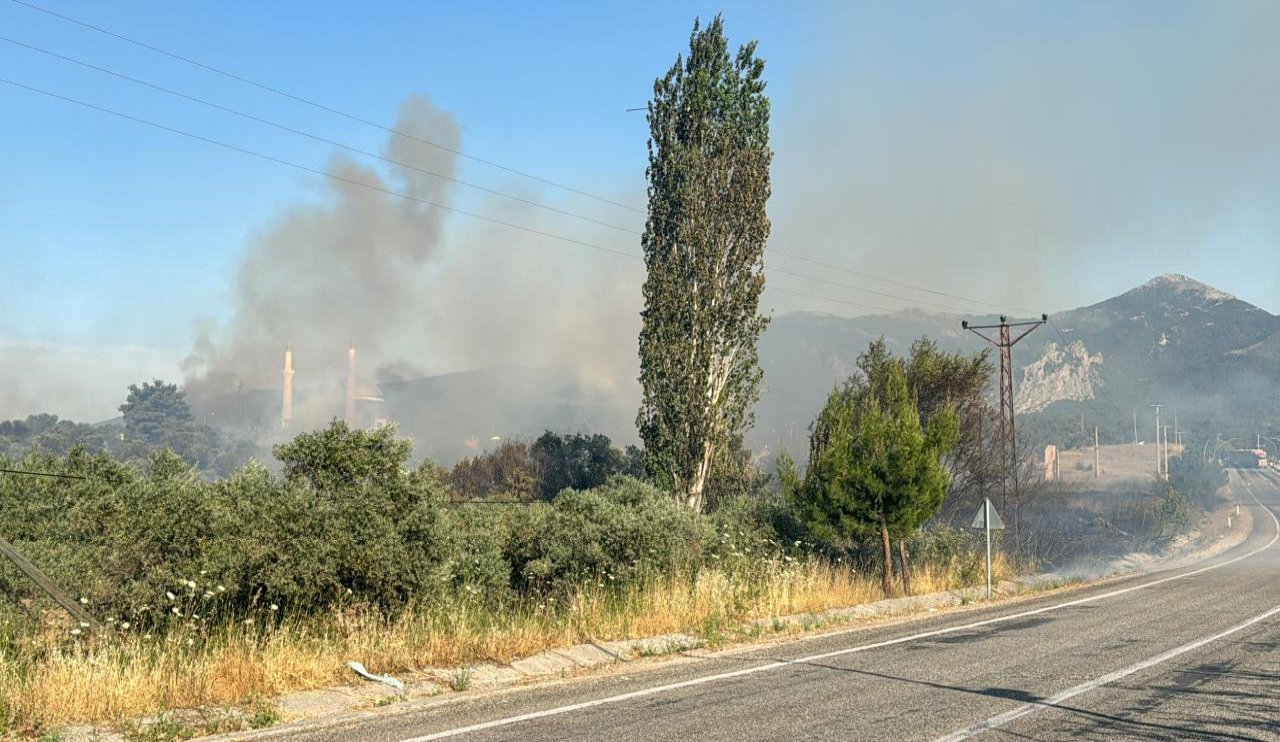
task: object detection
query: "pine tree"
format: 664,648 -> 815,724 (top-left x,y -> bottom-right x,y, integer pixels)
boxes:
795,350 -> 957,596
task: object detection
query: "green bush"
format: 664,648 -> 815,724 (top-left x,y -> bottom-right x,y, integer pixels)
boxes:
0,421 -> 1001,638
510,476 -> 712,591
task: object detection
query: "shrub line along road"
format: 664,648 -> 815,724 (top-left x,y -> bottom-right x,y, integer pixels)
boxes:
252,470 -> 1280,742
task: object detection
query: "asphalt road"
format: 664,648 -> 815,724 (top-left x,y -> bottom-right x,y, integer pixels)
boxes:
265,469 -> 1280,742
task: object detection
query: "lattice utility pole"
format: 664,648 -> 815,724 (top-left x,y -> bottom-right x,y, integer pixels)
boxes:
962,314 -> 1048,513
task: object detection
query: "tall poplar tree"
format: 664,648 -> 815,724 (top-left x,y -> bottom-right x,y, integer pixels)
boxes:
637,16 -> 772,511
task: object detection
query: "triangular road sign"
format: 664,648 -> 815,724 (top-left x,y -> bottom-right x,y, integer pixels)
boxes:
970,499 -> 1005,530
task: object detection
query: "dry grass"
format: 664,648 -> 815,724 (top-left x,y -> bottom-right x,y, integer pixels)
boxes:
1054,442 -> 1184,484
0,554 -> 1006,735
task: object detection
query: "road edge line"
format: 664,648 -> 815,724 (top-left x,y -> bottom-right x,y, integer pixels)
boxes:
398,473 -> 1280,741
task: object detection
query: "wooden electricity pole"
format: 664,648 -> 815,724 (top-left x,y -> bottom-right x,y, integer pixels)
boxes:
1095,425 -> 1100,479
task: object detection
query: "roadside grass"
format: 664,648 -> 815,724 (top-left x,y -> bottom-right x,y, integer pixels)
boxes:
2,552 -> 1005,736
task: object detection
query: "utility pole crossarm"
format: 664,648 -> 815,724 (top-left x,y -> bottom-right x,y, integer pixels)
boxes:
1011,322 -> 1046,345
962,322 -> 1003,345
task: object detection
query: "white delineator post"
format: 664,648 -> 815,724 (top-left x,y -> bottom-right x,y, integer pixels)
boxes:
984,498 -> 993,599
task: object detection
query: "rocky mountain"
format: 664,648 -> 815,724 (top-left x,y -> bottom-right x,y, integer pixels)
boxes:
203,274 -> 1279,462
754,274 -> 1280,453
1013,340 -> 1104,414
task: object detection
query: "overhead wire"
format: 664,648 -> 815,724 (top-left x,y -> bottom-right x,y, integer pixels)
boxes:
765,265 -> 972,314
768,248 -> 1033,315
0,34 -> 642,237
8,0 -> 644,214
2,4 -> 1039,319
763,285 -> 901,314
1,73 -> 1011,318
0,5 -> 1037,320
2,2 -> 1154,460
0,76 -> 643,261
0,29 -> 1012,317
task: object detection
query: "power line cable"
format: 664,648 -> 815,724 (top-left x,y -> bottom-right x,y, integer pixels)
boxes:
0,76 -> 642,261
0,33 -> 640,236
1,73 -> 1024,319
3,8 -> 1039,317
9,0 -> 644,213
0,75 -> 992,318
7,0 -> 1049,321
765,265 -> 971,314
769,248 -> 1034,314
764,285 -> 900,314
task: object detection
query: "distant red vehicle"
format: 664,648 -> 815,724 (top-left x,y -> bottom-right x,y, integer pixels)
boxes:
1222,449 -> 1267,468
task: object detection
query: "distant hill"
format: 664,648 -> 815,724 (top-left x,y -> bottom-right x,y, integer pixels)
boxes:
202,274 -> 1280,463
755,274 -> 1280,454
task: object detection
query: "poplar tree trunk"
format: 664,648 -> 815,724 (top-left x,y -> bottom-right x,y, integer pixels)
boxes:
897,537 -> 913,596
879,520 -> 894,597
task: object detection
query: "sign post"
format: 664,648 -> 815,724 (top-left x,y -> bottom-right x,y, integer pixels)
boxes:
970,497 -> 1005,599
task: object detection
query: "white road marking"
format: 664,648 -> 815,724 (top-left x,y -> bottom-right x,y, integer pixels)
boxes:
930,470 -> 1280,741
930,603 -> 1280,742
401,474 -> 1279,742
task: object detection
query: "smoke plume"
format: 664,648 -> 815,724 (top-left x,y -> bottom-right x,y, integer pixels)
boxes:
182,94 -> 644,444
767,1 -> 1280,315
182,96 -> 461,413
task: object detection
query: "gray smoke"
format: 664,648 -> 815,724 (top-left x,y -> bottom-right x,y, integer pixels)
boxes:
768,1 -> 1280,315
183,94 -> 462,416
183,94 -> 644,440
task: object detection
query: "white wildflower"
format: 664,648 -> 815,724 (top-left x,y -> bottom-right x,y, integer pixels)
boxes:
270,603 -> 279,611
165,591 -> 176,601
70,628 -> 82,636
78,596 -> 88,605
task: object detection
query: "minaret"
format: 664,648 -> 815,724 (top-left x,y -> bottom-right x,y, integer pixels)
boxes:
281,341 -> 294,428
345,341 -> 357,427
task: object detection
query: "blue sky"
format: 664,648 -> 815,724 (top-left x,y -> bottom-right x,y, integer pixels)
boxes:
2,1 -> 1279,420
0,0 -> 814,349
